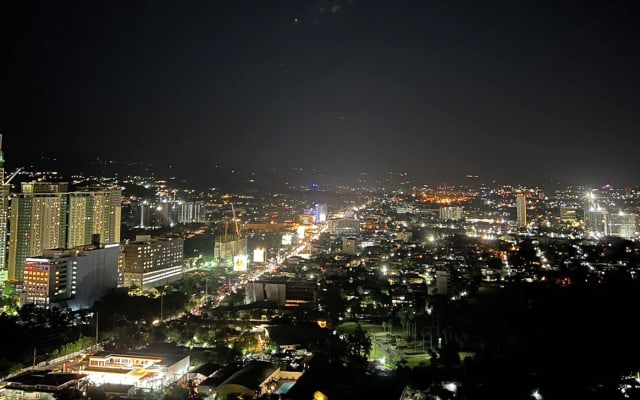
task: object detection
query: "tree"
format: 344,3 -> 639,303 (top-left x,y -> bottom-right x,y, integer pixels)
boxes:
320,285 -> 346,326
439,340 -> 461,367
346,323 -> 372,368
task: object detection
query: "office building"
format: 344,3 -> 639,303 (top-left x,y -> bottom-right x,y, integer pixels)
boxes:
122,235 -> 184,291
314,203 -> 327,223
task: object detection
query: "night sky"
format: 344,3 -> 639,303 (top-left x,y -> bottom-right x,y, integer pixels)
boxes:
1,0 -> 639,189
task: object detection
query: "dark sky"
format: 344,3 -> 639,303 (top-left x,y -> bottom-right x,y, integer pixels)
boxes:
1,0 -> 639,189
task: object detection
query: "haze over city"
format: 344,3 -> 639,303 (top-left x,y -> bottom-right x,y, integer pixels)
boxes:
2,0 -> 640,190
2,3 -> 640,399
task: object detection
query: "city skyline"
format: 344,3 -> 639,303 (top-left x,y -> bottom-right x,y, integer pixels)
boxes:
1,0 -> 639,190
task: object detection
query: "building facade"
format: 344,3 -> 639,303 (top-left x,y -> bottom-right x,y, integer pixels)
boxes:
328,218 -> 360,237
0,135 -> 10,277
123,235 -> 184,291
7,183 -> 122,285
439,206 -> 464,221
516,192 -> 526,227
608,212 -> 637,239
584,208 -> 609,237
8,183 -> 69,283
23,243 -> 120,310
67,189 -> 121,248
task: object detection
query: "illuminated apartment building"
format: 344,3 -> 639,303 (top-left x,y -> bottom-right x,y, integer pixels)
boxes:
177,200 -> 207,223
7,183 -> 122,284
67,188 -> 121,248
516,192 -> 527,227
22,239 -> 120,310
8,183 -> 69,283
584,208 -> 609,237
122,235 -> 184,291
439,206 -> 464,221
0,135 -> 10,277
608,212 -> 637,239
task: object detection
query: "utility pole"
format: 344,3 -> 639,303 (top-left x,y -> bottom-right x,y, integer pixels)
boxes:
160,291 -> 164,321
95,311 -> 99,345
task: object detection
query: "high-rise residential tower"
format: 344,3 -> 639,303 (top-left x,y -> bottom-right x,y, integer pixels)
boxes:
7,183 -> 69,283
0,135 -> 9,276
67,188 -> 121,248
7,183 -> 122,284
516,192 -> 527,227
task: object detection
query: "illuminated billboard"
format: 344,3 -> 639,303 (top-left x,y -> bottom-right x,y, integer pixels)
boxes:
253,249 -> 265,263
233,255 -> 248,271
281,234 -> 293,246
299,214 -> 315,225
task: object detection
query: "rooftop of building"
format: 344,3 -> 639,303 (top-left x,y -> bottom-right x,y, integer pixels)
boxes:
5,370 -> 87,389
217,361 -> 278,391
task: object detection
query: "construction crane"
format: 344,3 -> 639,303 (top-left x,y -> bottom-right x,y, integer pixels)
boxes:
4,167 -> 22,185
217,201 -> 245,268
230,202 -> 242,241
0,134 -> 22,185
221,202 -> 241,242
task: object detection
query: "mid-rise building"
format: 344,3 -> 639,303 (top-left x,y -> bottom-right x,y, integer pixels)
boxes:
328,218 -> 360,237
123,235 -> 184,291
342,237 -> 357,255
244,279 -> 316,307
213,234 -> 247,267
560,207 -> 578,223
584,208 -> 609,237
436,269 -> 450,295
23,239 -> 120,310
177,201 -> 207,224
608,212 -> 637,239
314,203 -> 327,223
439,206 -> 464,221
